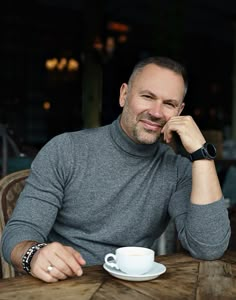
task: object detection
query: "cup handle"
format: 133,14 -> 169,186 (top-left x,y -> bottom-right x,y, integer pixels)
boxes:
104,253 -> 119,269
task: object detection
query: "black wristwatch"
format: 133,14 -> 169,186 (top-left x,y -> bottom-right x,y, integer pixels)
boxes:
189,142 -> 216,162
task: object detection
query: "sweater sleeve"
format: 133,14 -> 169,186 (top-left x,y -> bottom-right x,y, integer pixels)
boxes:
1,133 -> 74,264
168,157 -> 231,260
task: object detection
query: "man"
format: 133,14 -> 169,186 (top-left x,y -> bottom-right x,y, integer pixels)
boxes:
1,56 -> 230,283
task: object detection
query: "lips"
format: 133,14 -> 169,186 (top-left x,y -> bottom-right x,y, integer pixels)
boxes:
140,120 -> 163,131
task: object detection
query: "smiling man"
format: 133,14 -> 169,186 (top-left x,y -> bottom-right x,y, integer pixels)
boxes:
1,56 -> 231,283
119,63 -> 185,144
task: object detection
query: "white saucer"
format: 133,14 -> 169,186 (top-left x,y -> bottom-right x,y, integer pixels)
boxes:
103,262 -> 166,282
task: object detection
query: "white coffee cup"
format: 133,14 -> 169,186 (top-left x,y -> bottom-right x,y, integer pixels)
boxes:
104,246 -> 155,275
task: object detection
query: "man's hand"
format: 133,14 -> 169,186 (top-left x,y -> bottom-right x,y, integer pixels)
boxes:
161,115 -> 222,204
161,116 -> 206,153
11,241 -> 86,283
30,242 -> 86,283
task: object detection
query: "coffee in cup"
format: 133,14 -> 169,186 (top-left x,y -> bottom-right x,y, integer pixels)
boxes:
104,246 -> 154,275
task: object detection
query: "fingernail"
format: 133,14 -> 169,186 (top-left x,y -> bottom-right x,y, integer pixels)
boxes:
77,269 -> 83,276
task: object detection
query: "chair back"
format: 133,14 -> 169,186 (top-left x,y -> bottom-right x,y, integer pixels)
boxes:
0,169 -> 30,278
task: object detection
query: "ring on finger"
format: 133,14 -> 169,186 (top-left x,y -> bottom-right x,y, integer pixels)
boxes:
47,264 -> 54,273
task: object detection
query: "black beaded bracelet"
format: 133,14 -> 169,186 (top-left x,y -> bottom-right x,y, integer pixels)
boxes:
22,243 -> 47,274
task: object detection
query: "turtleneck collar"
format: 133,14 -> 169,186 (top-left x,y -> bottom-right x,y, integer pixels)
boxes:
109,116 -> 160,157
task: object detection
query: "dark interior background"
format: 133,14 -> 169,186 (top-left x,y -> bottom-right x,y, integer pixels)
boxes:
1,0 -> 236,151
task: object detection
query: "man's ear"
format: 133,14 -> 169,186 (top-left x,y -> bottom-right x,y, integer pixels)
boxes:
119,83 -> 128,107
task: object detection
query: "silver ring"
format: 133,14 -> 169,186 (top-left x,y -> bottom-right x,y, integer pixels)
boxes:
47,264 -> 53,273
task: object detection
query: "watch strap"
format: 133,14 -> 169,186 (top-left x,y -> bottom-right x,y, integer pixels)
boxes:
189,143 -> 216,162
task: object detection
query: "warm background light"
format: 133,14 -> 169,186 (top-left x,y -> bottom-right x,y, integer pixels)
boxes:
118,34 -> 128,43
43,101 -> 51,111
45,57 -> 79,72
93,36 -> 103,50
57,58 -> 67,71
45,58 -> 58,70
68,58 -> 79,71
107,21 -> 129,32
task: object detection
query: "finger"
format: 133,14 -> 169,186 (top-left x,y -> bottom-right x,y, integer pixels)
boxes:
47,255 -> 75,277
32,262 -> 68,282
45,264 -> 68,280
165,131 -> 173,143
30,266 -> 59,283
66,247 -> 86,265
161,124 -> 173,143
60,248 -> 85,276
52,244 -> 86,276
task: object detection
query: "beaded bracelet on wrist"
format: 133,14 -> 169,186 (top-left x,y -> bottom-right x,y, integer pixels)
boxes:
22,243 -> 47,274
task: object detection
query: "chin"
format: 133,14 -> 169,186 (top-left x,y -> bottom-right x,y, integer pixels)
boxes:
134,127 -> 160,144
137,135 -> 159,145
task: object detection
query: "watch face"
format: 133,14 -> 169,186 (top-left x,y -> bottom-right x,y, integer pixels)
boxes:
206,143 -> 216,158
189,143 -> 217,161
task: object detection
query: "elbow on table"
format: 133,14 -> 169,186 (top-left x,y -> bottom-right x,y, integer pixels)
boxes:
192,248 -> 227,261
187,227 -> 231,260
190,239 -> 230,261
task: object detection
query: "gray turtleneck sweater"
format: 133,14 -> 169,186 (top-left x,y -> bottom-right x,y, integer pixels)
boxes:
1,118 -> 231,265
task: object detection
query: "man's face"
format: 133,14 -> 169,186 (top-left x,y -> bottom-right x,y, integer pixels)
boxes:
119,64 -> 186,144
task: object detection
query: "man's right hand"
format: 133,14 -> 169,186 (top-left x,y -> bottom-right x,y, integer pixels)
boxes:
30,242 -> 86,282
11,241 -> 86,283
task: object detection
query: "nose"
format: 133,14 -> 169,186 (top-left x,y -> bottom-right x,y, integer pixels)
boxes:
148,101 -> 164,118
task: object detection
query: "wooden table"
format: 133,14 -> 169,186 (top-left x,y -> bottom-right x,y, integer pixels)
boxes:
0,251 -> 236,300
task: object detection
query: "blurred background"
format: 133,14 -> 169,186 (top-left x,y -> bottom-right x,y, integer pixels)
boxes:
1,0 -> 236,201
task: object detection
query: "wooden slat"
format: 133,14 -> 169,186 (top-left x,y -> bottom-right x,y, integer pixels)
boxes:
196,261 -> 236,299
93,280 -> 152,300
120,262 -> 198,300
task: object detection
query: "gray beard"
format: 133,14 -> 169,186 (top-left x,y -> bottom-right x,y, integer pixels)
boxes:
132,126 -> 161,144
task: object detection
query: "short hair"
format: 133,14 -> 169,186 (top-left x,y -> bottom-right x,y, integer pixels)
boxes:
128,56 -> 188,97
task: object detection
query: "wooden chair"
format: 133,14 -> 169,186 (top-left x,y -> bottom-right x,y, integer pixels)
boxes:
228,205 -> 236,251
0,169 -> 30,279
